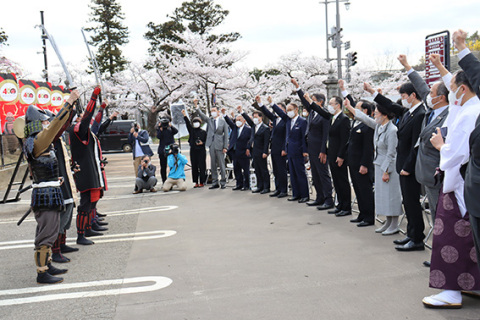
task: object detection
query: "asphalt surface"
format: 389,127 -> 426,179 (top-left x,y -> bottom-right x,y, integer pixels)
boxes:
1,151 -> 480,320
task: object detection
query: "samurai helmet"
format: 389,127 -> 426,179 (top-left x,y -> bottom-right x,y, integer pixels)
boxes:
44,109 -> 56,122
25,105 -> 49,124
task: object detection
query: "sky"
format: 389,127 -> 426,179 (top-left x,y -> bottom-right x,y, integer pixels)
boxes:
1,0 -> 479,80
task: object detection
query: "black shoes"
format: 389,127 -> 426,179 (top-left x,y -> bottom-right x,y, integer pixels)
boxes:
298,197 -> 309,203
97,220 -> 108,226
277,193 -> 288,198
47,263 -> 68,276
52,252 -> 70,263
37,272 -> 63,284
77,234 -> 94,245
393,237 -> 411,245
232,186 -> 243,191
335,210 -> 351,217
209,184 -> 220,189
306,200 -> 320,206
317,203 -> 334,210
357,221 -> 374,227
350,217 -> 362,223
288,197 -> 300,201
270,190 -> 281,197
260,189 -> 271,194
85,229 -> 103,237
60,244 -> 79,253
92,222 -> 108,232
221,185 -> 226,189
252,188 -> 262,193
241,187 -> 249,191
96,212 -> 107,218
328,208 -> 341,214
423,261 -> 431,267
395,241 -> 425,251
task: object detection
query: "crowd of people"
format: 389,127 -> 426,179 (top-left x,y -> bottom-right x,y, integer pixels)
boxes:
20,27 -> 480,309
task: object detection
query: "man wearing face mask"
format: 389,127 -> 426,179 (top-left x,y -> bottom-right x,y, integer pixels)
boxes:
270,101 -> 309,203
398,55 -> 449,241
195,99 -> 229,189
365,81 -> 426,251
182,109 -> 207,188
241,105 -> 271,194
253,97 -> 288,198
223,107 -> 252,191
292,79 -> 334,209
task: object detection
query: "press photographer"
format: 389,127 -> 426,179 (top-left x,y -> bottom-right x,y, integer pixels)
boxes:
162,143 -> 188,192
128,123 -> 154,182
134,155 -> 157,194
156,117 -> 178,184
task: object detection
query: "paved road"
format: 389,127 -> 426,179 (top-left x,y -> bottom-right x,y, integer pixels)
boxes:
1,152 -> 479,320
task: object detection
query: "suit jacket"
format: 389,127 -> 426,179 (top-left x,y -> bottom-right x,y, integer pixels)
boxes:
129,130 -> 154,159
327,112 -> 350,161
242,112 -> 270,156
270,104 -> 307,157
256,103 -> 287,155
347,121 -> 374,169
224,115 -> 252,159
374,93 -> 426,174
197,109 -> 229,150
459,52 -> 480,99
465,116 -> 480,218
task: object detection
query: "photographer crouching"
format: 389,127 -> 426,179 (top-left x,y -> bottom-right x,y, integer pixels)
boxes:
162,143 -> 188,192
134,155 -> 158,193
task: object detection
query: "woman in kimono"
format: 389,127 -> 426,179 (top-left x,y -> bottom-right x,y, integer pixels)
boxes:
344,98 -> 403,235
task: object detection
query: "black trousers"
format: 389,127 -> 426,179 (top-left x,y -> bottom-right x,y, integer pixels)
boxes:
310,152 -> 333,205
329,160 -> 351,211
159,152 -> 168,183
349,164 -> 375,223
271,152 -> 287,193
470,214 -> 480,272
233,155 -> 250,188
190,148 -> 206,184
399,174 -> 425,243
253,154 -> 270,190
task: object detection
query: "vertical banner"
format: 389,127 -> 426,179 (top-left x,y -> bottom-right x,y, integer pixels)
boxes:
50,85 -> 65,112
0,73 -> 20,134
425,30 -> 450,88
35,81 -> 52,110
17,79 -> 38,116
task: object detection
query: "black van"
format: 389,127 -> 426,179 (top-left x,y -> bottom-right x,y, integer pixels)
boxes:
98,120 -> 134,153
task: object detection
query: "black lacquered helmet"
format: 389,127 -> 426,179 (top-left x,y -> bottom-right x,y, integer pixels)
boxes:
25,105 -> 50,124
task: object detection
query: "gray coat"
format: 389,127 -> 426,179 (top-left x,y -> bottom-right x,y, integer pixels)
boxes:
197,108 -> 229,150
408,70 -> 449,188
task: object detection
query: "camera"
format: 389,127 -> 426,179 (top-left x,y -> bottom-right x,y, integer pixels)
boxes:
195,138 -> 202,145
143,159 -> 148,164
160,118 -> 169,129
133,122 -> 139,132
165,143 -> 179,155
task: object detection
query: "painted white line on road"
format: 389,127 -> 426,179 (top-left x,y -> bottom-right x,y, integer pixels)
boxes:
0,276 -> 173,306
0,205 -> 178,225
0,230 -> 177,250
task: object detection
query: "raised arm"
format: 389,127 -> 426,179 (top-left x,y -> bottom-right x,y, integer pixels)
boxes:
271,103 -> 289,122
303,92 -> 331,120
182,109 -> 193,134
398,55 -> 430,102
364,82 -> 406,118
454,29 -> 480,98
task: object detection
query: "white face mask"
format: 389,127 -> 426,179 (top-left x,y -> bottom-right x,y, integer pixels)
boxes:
253,118 -> 260,125
426,94 -> 441,109
448,86 -> 465,106
236,121 -> 243,127
327,105 -> 336,115
42,123 -> 49,129
302,111 -> 308,117
401,98 -> 412,109
211,111 -> 218,118
193,122 -> 200,128
287,111 -> 295,118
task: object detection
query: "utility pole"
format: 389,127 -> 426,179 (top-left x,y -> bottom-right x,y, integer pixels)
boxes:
335,0 -> 342,80
40,11 -> 48,82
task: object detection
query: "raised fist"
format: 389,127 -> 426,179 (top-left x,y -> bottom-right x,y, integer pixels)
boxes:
291,78 -> 299,88
255,95 -> 261,103
397,54 -> 410,69
428,54 -> 441,67
67,89 -> 80,104
453,29 -> 468,51
338,79 -> 345,91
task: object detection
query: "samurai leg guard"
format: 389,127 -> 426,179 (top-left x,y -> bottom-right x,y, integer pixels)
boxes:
76,210 -> 89,235
34,245 -> 51,273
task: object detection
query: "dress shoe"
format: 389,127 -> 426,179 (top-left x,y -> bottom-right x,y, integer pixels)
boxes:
288,197 -> 300,201
306,200 -> 320,206
317,203 -> 334,211
270,190 -> 281,197
423,260 -> 431,267
241,187 -> 249,191
76,234 -> 94,245
221,185 -> 226,189
328,208 -> 341,214
198,184 -> 205,188
252,188 -> 263,193
97,220 -> 108,226
60,244 -> 79,253
277,192 -> 288,198
232,186 -> 243,191
298,197 -> 309,203
357,221 -> 374,227
335,210 -> 351,217
209,184 -> 220,189
47,263 -> 68,276
350,217 -> 362,223
260,189 -> 271,194
395,240 -> 424,251
85,229 -> 103,237
393,237 -> 411,245
194,183 -> 200,188
52,252 -> 70,263
37,272 -> 63,284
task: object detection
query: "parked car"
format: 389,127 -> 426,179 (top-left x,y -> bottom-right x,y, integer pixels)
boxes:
98,120 -> 134,153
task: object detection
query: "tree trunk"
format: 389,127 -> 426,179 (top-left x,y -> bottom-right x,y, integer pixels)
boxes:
146,107 -> 160,138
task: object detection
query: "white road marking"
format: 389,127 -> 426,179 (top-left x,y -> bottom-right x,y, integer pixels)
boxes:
0,205 -> 178,225
0,276 -> 173,306
0,230 -> 177,250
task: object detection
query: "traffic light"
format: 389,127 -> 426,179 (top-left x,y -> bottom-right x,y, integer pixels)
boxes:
351,52 -> 357,66
346,52 -> 352,67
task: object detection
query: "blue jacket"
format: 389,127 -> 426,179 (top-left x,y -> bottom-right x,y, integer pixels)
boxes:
224,115 -> 252,159
272,104 -> 307,157
128,130 -> 153,159
257,103 -> 286,155
167,153 -> 188,179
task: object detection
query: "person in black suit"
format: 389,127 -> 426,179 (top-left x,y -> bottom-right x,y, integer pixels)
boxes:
343,98 -> 375,227
270,99 -> 309,203
304,93 -> 352,216
365,82 -> 426,251
224,108 -> 252,191
240,106 -> 271,194
156,118 -> 178,183
254,97 -> 288,198
291,79 -> 333,209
